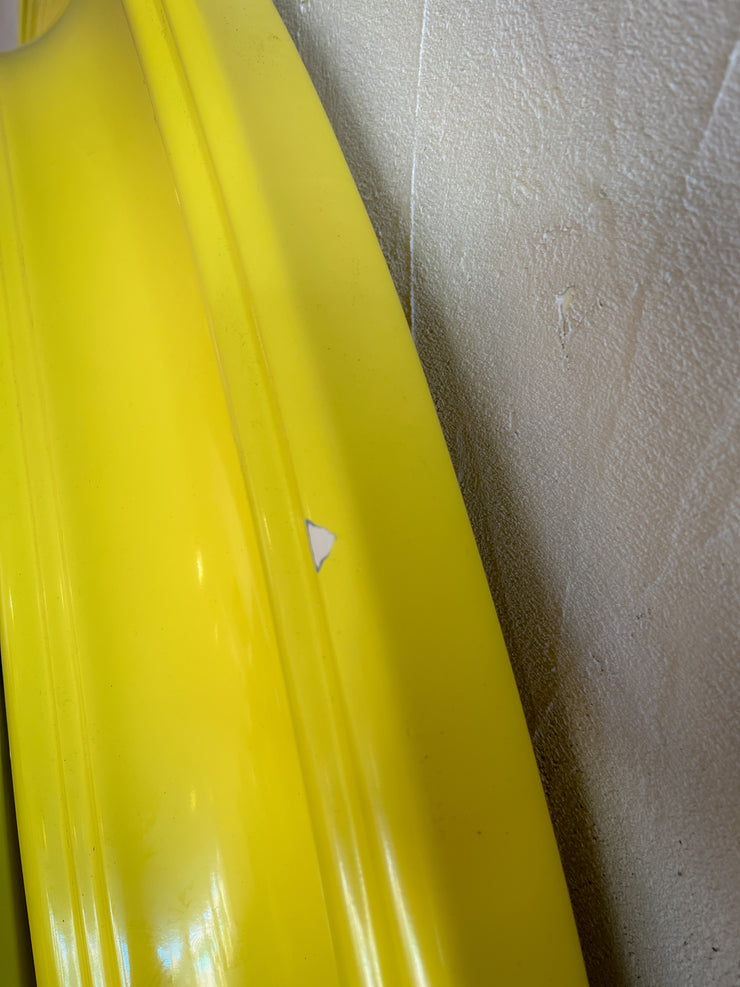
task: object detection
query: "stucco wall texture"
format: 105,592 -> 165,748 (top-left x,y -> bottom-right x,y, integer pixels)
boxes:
273,1 -> 739,984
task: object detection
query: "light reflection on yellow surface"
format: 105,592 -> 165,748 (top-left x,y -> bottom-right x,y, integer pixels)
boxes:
156,865 -> 236,984
379,828 -> 431,987
114,932 -> 131,987
47,900 -> 75,987
336,850 -> 382,987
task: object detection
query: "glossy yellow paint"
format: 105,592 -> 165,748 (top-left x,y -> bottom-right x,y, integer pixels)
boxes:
0,0 -> 588,984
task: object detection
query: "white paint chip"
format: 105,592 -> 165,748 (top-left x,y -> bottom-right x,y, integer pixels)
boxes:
306,520 -> 336,572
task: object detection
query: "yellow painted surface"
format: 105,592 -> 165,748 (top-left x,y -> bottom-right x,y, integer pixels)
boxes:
0,0 -> 587,983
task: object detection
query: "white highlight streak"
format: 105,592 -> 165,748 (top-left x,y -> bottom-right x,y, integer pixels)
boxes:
409,0 -> 430,339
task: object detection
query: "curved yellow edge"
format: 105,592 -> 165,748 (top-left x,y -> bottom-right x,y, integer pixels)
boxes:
0,0 -> 588,983
17,0 -> 68,46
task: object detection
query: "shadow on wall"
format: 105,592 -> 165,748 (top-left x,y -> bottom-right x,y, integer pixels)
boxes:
273,10 -> 626,985
406,268 -> 629,987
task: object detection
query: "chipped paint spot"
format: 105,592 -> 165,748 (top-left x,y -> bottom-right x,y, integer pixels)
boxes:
556,285 -> 576,320
306,520 -> 336,572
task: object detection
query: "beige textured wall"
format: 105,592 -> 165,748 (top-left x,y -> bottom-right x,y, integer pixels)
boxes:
273,1 -> 740,984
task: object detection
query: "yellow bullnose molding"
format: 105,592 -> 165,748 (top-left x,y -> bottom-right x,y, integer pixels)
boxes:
0,0 -> 587,983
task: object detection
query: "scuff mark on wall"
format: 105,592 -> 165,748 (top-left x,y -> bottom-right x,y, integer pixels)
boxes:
555,285 -> 577,348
